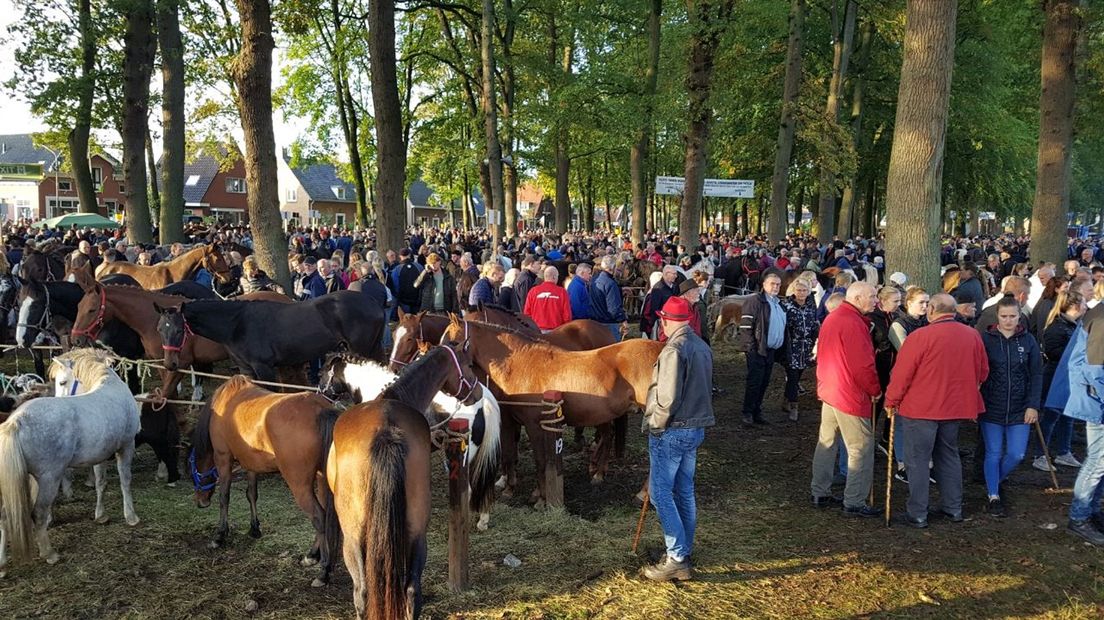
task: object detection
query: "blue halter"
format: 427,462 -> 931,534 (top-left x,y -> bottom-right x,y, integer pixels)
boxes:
188,449 -> 219,492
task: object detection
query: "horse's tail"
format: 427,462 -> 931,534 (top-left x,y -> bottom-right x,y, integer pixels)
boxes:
468,396 -> 502,515
364,425 -> 409,620
316,408 -> 341,568
0,419 -> 34,559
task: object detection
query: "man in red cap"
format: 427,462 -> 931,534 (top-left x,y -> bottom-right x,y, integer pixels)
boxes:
641,295 -> 714,582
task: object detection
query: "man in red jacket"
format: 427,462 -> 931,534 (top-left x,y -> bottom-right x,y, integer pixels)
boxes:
885,293 -> 989,528
811,281 -> 882,517
524,265 -> 573,332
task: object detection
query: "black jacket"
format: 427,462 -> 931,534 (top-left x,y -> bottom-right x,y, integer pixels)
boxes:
1041,314 -> 1076,397
735,292 -> 785,357
349,275 -> 389,310
513,269 -> 538,311
979,326 -> 1042,426
640,280 -> 679,338
414,268 -> 458,313
869,308 -> 899,389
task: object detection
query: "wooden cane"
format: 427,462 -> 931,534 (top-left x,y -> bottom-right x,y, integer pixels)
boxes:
631,487 -> 650,554
884,408 -> 896,527
869,399 -> 878,506
1033,419 -> 1061,491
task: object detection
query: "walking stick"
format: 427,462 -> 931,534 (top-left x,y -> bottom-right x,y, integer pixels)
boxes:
869,399 -> 878,506
631,487 -> 650,554
884,408 -> 897,527
1033,419 -> 1061,491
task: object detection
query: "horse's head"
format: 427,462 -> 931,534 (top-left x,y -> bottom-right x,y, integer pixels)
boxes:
203,246 -> 234,285
389,309 -> 425,372
70,280 -> 110,346
65,250 -> 92,282
49,359 -> 85,396
48,348 -> 111,396
188,448 -> 218,508
15,277 -> 51,348
319,355 -> 355,402
153,302 -> 189,371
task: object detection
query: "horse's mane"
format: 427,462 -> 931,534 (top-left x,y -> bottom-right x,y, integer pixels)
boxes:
454,316 -> 541,342
104,283 -> 191,300
381,346 -> 449,404
48,348 -> 116,390
476,302 -> 517,315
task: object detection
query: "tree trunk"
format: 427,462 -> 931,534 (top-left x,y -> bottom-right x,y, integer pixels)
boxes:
793,183 -> 804,233
232,0 -> 291,290
481,0 -> 506,245
837,20 -> 873,241
679,0 -> 733,248
740,200 -> 748,236
884,0 -> 957,294
145,130 -> 160,224
861,175 -> 875,237
768,0 -> 805,243
71,0 -> 98,214
816,0 -> 857,245
631,0 -> 662,245
122,0 -> 156,244
501,0 -> 518,240
157,0 -> 185,243
1031,0 -> 1081,267
369,0 -> 406,254
461,166 -> 471,229
553,18 -> 574,234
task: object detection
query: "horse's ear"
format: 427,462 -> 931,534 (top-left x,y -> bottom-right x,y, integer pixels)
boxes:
152,302 -> 165,315
75,270 -> 96,293
448,312 -> 460,327
416,339 -> 431,355
397,306 -> 406,320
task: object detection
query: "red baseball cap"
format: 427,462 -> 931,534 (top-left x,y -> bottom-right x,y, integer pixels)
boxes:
657,296 -> 693,322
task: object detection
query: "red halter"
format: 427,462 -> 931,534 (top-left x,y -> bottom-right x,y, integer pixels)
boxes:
71,287 -> 107,342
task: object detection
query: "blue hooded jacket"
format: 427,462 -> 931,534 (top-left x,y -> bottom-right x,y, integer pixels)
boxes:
1046,323 -> 1104,424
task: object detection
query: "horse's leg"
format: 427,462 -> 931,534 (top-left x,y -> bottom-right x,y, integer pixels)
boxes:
32,350 -> 45,382
31,473 -> 62,564
342,530 -> 367,619
496,411 -> 520,497
525,419 -> 549,508
286,474 -> 323,567
0,516 -> 8,577
251,364 -> 278,383
92,463 -> 109,524
150,437 -> 179,486
59,470 -> 73,501
613,414 -> 628,460
573,425 -> 586,448
590,424 -> 612,484
408,534 -> 428,620
211,457 -> 233,548
116,441 -> 140,526
245,472 -> 261,538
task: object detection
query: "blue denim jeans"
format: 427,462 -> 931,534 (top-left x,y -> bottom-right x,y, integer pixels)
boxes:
979,422 -> 1031,497
1033,408 -> 1073,458
649,427 -> 705,562
1070,420 -> 1104,522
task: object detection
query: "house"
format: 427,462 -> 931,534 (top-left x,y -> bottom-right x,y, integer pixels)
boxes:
173,145 -> 249,223
277,152 -> 358,228
407,178 -> 484,228
0,134 -> 127,221
516,183 -> 543,220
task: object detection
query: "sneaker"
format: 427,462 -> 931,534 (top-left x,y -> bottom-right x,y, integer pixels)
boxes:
811,495 -> 843,508
1054,453 -> 1082,468
641,556 -> 692,582
1032,455 -> 1057,472
894,469 -> 909,483
986,497 -> 1007,518
787,402 -> 799,422
1068,519 -> 1104,546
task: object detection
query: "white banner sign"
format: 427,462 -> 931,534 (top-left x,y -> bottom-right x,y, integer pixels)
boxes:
979,211 -> 996,221
654,176 -> 755,199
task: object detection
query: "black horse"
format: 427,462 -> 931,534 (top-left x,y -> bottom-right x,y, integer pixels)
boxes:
17,245 -> 71,282
157,290 -> 386,381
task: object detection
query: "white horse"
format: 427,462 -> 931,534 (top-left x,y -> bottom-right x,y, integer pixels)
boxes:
0,349 -> 141,576
321,355 -> 502,530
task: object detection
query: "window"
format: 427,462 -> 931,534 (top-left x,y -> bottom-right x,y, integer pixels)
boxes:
225,177 -> 246,193
91,167 -> 103,191
118,184 -> 125,194
58,180 -> 72,191
186,175 -> 200,186
335,213 -> 346,227
331,186 -> 346,200
286,188 -> 298,202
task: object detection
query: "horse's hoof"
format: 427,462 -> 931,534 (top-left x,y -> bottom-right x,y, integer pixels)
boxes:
156,463 -> 168,481
45,553 -> 60,565
499,487 -> 513,499
476,514 -> 490,531
590,475 -> 604,486
208,540 -> 222,550
0,570 -> 6,579
534,499 -> 546,510
94,514 -> 110,525
494,476 -> 507,492
166,481 -> 177,489
300,556 -> 319,567
249,527 -> 262,539
126,516 -> 141,527
310,577 -> 327,588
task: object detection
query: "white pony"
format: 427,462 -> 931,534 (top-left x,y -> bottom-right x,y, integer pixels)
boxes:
321,355 -> 502,530
0,348 -> 140,576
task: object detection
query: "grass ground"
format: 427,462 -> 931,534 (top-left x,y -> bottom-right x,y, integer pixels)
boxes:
0,341 -> 1102,619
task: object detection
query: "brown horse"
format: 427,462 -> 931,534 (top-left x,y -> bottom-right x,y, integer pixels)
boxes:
95,244 -> 233,289
462,303 -> 617,351
320,341 -> 480,619
190,375 -> 339,587
442,315 -> 662,502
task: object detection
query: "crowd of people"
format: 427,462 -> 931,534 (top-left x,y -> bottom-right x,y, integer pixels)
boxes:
4,217 -> 1104,581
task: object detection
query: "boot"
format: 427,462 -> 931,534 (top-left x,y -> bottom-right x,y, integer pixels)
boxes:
787,401 -> 799,422
642,555 -> 692,582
